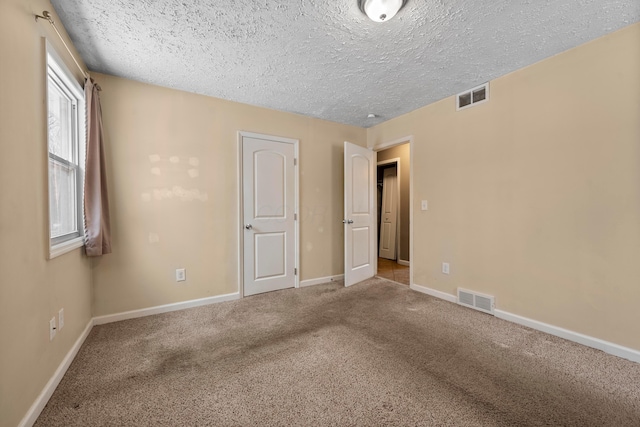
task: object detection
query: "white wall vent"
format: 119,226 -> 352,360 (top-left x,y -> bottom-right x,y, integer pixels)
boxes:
456,82 -> 489,111
457,288 -> 495,315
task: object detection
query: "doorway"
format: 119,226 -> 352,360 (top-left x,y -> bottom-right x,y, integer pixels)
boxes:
376,142 -> 410,285
378,162 -> 398,260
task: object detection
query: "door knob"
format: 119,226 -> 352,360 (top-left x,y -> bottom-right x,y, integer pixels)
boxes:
245,224 -> 253,230
343,219 -> 354,224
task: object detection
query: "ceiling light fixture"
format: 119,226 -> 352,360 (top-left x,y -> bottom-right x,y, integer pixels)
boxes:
358,0 -> 407,22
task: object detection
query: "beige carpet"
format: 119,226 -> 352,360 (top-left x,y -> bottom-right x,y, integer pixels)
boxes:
36,278 -> 640,426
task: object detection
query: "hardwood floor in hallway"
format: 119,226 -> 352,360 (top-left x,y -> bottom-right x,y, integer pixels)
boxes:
376,258 -> 409,285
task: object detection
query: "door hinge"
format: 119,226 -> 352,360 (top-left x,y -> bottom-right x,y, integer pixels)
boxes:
294,213 -> 297,220
294,158 -> 297,166
294,268 -> 297,275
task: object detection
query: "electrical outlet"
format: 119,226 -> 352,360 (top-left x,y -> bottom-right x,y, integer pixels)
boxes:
176,268 -> 186,282
49,317 -> 57,341
442,262 -> 450,275
58,308 -> 64,330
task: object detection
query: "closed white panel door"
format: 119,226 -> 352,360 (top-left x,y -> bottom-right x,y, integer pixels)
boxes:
344,141 -> 375,287
243,136 -> 295,296
379,166 -> 397,260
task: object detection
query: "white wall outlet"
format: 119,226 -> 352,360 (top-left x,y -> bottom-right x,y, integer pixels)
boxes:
58,308 -> 64,330
421,200 -> 428,211
176,268 -> 186,282
49,317 -> 57,341
442,262 -> 450,275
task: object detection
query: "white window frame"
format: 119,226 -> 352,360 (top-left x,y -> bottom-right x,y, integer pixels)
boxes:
46,42 -> 86,259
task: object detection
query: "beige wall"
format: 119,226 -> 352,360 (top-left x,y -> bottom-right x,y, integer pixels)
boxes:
0,1 -> 92,426
368,23 -> 640,351
1,3 -> 638,425
91,73 -> 366,316
377,143 -> 410,262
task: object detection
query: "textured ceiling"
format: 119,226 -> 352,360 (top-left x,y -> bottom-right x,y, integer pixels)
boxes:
51,0 -> 639,127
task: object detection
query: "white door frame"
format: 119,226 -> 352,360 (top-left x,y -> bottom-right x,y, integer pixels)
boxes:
377,157 -> 401,262
237,131 -> 300,298
373,136 -> 413,286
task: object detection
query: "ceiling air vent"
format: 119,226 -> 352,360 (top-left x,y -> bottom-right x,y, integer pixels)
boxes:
457,288 -> 495,315
456,82 -> 489,111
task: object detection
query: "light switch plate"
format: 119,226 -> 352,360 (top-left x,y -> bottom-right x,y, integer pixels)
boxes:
58,308 -> 64,330
49,317 -> 57,341
442,262 -> 450,275
176,268 -> 186,282
421,200 -> 428,210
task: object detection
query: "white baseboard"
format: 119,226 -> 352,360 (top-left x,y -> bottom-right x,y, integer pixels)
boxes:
410,283 -> 457,303
93,292 -> 240,325
300,274 -> 344,288
494,310 -> 640,363
19,319 -> 94,427
409,282 -> 640,363
397,259 -> 410,267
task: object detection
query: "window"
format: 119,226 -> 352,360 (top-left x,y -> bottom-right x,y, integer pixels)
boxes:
456,82 -> 489,111
47,45 -> 86,258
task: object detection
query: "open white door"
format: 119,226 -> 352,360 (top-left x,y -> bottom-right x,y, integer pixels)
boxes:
344,141 -> 375,287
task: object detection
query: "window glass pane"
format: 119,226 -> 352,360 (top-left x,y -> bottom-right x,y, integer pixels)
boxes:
46,50 -> 85,254
48,78 -> 74,162
49,158 -> 78,238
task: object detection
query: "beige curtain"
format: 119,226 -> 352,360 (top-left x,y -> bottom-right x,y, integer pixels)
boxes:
84,78 -> 112,256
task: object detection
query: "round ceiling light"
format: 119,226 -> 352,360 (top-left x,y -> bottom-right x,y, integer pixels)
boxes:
359,0 -> 407,22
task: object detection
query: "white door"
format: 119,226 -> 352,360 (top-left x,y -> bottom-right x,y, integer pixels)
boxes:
379,166 -> 398,260
344,141 -> 375,287
242,134 -> 296,296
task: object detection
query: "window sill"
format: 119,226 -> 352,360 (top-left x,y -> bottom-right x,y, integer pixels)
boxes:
49,236 -> 84,259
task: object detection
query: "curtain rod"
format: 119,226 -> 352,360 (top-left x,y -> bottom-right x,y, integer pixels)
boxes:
35,10 -> 89,80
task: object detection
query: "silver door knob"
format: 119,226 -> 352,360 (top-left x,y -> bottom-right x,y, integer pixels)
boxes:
245,224 -> 253,230
343,219 -> 354,224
